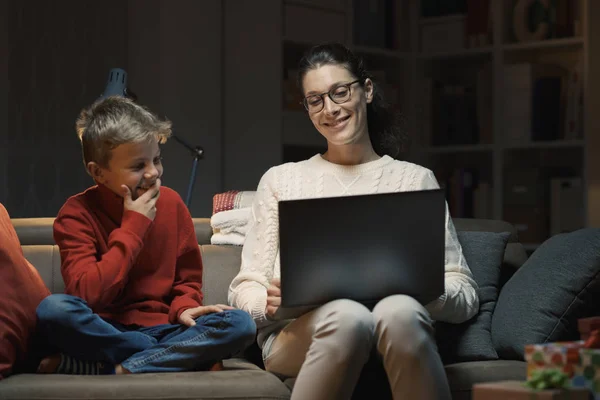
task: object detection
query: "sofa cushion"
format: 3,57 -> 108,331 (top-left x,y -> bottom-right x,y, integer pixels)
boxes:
0,205 -> 51,379
11,218 -> 55,246
453,218 -> 528,288
200,245 -> 243,306
435,231 -> 510,364
0,359 -> 291,400
492,228 -> 600,360
284,359 -> 527,400
193,218 -> 213,245
444,360 -> 527,400
21,245 -> 64,294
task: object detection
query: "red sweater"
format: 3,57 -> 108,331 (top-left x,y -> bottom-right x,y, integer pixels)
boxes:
53,183 -> 203,327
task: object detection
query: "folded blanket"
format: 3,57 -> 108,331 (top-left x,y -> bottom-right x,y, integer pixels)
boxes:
212,190 -> 256,215
211,208 -> 252,236
210,191 -> 256,246
211,232 -> 246,246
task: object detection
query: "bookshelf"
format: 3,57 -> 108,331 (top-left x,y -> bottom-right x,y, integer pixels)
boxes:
279,0 -> 596,251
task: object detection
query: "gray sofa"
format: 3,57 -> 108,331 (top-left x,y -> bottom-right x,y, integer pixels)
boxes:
0,217 -> 529,400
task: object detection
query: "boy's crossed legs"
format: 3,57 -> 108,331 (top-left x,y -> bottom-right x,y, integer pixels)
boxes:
35,294 -> 256,374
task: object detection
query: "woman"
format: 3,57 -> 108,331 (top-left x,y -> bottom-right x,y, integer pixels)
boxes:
228,43 -> 479,400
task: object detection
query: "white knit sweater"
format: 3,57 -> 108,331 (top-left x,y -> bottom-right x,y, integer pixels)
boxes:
228,154 -> 479,347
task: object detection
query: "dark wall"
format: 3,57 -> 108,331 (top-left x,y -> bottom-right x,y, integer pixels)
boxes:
1,0 -> 7,203
127,0 -> 223,217
4,0 -> 128,217
3,0 -> 226,218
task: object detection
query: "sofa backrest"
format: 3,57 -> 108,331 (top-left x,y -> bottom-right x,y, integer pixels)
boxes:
12,218 -> 214,246
12,217 -> 527,306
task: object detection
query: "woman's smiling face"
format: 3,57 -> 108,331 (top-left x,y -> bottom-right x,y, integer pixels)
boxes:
302,64 -> 373,147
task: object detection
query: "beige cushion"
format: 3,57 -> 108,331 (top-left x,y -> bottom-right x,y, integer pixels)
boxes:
21,245 -> 64,294
11,218 -> 55,246
200,245 -> 242,306
193,218 -> 213,245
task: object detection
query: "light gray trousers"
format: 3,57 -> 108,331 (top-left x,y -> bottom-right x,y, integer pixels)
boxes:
263,295 -> 451,400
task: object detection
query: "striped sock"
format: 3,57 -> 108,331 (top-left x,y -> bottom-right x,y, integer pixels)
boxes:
55,354 -> 115,375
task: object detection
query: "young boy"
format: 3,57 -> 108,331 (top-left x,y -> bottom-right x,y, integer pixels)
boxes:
36,96 -> 256,375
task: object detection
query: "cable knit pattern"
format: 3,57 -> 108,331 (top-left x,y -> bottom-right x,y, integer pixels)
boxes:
228,154 -> 480,347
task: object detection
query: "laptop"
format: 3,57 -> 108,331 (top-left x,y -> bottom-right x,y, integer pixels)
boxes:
273,189 -> 446,320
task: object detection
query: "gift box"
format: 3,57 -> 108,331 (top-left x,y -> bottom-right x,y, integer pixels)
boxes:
571,348 -> 600,400
472,380 -> 591,399
525,341 -> 585,379
579,317 -> 600,341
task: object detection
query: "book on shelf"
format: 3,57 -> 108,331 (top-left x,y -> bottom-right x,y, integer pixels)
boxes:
507,0 -> 582,43
465,0 -> 491,48
282,69 -> 303,111
419,64 -> 492,148
353,0 -> 407,50
420,0 -> 467,18
420,0 -> 491,51
436,167 -> 492,219
503,62 -> 580,145
564,61 -> 584,140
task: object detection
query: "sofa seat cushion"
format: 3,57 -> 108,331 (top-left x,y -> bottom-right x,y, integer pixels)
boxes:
283,360 -> 527,400
445,360 -> 527,400
0,359 -> 291,400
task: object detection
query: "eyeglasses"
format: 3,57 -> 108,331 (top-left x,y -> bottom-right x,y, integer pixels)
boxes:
302,80 -> 361,113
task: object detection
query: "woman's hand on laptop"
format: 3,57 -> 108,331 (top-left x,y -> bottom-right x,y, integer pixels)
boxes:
266,278 -> 281,319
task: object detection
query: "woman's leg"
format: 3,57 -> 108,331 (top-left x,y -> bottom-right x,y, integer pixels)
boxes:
372,295 -> 451,400
265,299 -> 374,400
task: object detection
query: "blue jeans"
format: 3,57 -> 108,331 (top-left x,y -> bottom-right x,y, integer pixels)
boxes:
36,294 -> 256,373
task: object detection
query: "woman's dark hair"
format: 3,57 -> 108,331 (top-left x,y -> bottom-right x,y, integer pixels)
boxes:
297,43 -> 409,159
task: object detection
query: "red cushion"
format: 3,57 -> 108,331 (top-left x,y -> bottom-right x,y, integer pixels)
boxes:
0,204 -> 50,379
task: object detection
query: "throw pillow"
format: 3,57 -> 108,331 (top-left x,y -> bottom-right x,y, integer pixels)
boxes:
492,228 -> 600,360
435,231 -> 510,364
0,204 -> 51,379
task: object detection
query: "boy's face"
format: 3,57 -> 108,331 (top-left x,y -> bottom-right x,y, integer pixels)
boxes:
89,139 -> 163,200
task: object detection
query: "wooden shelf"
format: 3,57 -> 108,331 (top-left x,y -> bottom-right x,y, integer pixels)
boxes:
424,144 -> 494,154
283,38 -> 317,48
351,45 -> 409,60
418,14 -> 466,26
503,37 -> 584,53
284,0 -> 346,14
418,46 -> 493,60
503,140 -> 585,150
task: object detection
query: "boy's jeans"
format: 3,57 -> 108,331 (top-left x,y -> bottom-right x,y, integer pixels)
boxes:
36,294 -> 256,373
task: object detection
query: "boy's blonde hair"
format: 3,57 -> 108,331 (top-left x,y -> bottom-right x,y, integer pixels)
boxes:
76,96 -> 172,170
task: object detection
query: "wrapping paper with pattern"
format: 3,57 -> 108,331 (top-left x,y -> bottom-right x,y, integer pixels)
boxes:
525,341 -> 585,379
571,348 -> 600,400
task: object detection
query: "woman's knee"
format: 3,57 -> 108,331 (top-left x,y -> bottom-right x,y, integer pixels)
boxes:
316,299 -> 374,345
36,294 -> 86,324
372,295 -> 433,348
373,295 -> 428,324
